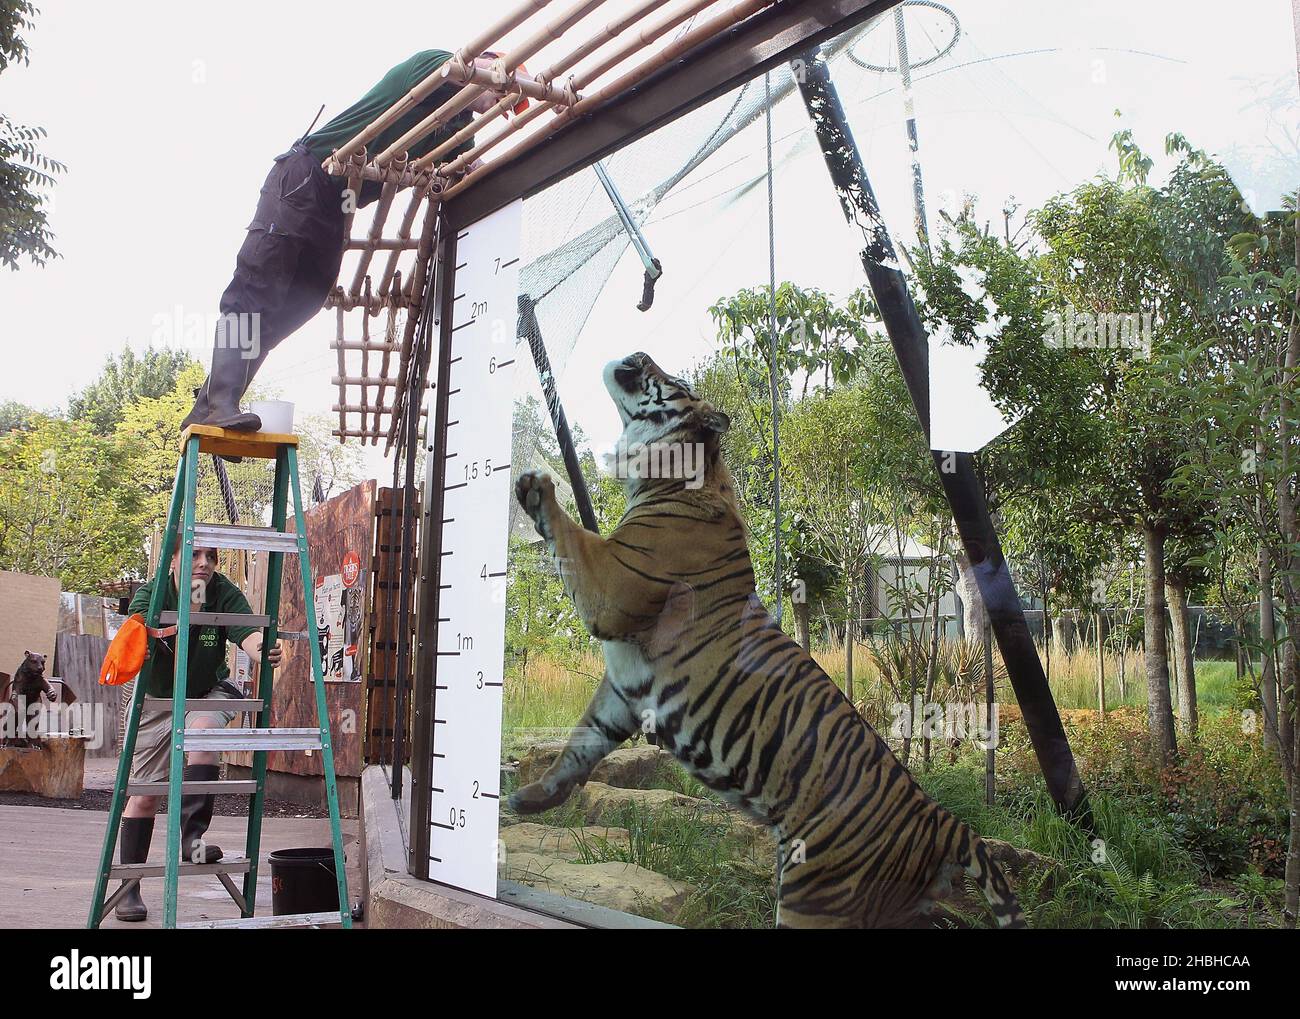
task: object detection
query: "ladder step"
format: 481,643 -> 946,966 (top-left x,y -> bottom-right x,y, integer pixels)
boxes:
178,911 -> 344,929
160,610 -> 272,628
126,779 -> 259,796
182,727 -> 324,751
144,697 -> 266,713
110,856 -> 253,879
192,522 -> 301,554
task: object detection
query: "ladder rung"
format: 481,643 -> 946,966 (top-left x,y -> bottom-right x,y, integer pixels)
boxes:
178,911 -> 343,929
144,697 -> 266,713
160,610 -> 272,628
192,522 -> 301,553
126,779 -> 259,796
182,728 -> 324,751
110,856 -> 253,879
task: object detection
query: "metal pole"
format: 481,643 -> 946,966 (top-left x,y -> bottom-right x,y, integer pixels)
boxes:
985,619 -> 995,806
518,294 -> 599,533
765,70 -> 782,624
795,46 -> 1089,823
893,6 -> 929,246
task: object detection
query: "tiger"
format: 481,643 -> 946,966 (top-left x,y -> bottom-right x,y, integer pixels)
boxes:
510,351 -> 1026,929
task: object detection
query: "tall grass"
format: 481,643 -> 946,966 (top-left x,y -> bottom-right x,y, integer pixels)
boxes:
809,639 -> 1240,716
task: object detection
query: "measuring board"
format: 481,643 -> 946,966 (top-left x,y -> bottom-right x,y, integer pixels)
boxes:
427,198 -> 523,897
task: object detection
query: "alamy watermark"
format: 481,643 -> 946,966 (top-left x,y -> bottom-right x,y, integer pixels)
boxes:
1044,305 -> 1153,358
1,696 -> 105,749
151,306 -> 261,360
889,697 -> 999,750
606,440 -> 707,490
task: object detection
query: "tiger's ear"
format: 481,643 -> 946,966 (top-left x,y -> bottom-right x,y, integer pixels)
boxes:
698,407 -> 731,434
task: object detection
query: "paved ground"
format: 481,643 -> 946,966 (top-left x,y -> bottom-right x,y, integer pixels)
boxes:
0,758 -> 362,929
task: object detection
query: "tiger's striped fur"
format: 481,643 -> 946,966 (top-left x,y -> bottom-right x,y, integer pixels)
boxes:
510,352 -> 1025,929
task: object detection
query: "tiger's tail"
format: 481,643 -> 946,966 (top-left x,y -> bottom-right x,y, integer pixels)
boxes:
958,833 -> 1027,929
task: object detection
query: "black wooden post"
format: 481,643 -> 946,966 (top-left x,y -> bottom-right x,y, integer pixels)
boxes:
795,46 -> 1089,821
518,294 -> 599,534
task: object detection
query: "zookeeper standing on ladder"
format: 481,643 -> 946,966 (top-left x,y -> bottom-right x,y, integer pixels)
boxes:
180,49 -> 522,434
112,538 -> 282,923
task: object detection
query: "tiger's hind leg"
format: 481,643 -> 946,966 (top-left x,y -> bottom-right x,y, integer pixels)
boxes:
509,673 -> 639,815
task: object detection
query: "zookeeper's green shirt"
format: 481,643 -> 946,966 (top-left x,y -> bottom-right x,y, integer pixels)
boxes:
303,50 -> 476,178
126,572 -> 258,698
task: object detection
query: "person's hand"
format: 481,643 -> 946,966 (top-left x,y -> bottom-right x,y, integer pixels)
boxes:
242,634 -> 284,669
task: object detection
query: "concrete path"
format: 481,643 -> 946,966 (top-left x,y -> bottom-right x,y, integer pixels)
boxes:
0,802 -> 361,929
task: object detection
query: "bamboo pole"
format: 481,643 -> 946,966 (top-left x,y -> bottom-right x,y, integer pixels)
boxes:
334,426 -> 426,441
377,0 -> 605,169
430,0 -> 722,176
419,0 -> 670,169
360,277 -> 372,430
328,0 -> 557,165
386,197 -> 441,450
325,162 -> 434,189
442,0 -> 769,192
340,150 -> 367,241
345,238 -> 422,251
333,404 -> 427,416
335,306 -> 347,443
349,153 -> 407,301
332,375 -> 405,387
377,188 -> 431,301
372,305 -> 401,444
331,340 -> 402,353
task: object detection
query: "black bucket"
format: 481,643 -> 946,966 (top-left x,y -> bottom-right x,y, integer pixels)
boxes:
269,847 -> 342,916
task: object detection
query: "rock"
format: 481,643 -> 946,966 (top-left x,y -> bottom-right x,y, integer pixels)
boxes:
500,821 -> 632,861
594,745 -> 672,789
575,781 -> 715,825
514,742 -> 566,786
502,851 -> 695,923
515,742 -> 674,790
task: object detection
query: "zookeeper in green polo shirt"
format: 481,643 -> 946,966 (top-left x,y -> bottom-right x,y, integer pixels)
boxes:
111,539 -> 283,922
181,49 -> 518,436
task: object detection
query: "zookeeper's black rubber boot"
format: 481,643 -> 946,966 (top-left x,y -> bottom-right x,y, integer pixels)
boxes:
201,338 -> 261,432
179,380 -> 211,432
114,816 -> 153,922
179,763 -> 224,864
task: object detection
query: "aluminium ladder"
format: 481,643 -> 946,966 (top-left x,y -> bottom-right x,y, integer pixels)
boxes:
88,424 -> 351,929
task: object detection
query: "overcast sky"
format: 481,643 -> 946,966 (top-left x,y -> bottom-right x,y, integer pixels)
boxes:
3,1 -> 1298,468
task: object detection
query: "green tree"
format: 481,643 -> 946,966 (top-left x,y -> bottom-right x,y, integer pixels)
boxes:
0,399 -> 35,433
1,1 -> 63,270
70,346 -> 196,434
0,414 -> 143,587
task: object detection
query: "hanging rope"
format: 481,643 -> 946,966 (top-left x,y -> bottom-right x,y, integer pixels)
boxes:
765,70 -> 782,624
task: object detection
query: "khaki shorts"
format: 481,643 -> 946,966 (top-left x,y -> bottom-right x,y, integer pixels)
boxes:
129,680 -> 242,784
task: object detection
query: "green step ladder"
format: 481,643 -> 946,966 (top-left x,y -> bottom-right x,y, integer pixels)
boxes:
88,425 -> 351,929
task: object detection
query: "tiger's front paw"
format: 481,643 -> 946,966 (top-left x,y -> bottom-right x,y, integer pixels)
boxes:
515,471 -> 555,540
508,778 -> 574,815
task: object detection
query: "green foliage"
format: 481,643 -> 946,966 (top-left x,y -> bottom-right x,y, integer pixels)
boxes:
0,413 -> 144,587
505,536 -> 593,673
0,1 -> 64,270
0,399 -> 35,433
69,346 -> 197,434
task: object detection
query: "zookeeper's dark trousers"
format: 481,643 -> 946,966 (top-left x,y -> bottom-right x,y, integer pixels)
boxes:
202,143 -> 346,411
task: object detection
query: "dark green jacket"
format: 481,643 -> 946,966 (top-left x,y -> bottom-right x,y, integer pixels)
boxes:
127,572 -> 258,698
303,49 -> 476,183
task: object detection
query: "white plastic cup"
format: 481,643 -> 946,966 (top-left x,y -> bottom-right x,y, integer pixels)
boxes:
251,400 -> 294,434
